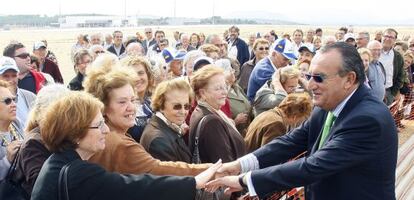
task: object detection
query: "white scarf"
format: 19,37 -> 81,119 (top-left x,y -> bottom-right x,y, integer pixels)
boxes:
155,112 -> 183,135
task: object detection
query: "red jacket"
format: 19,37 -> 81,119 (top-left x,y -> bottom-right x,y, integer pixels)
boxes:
30,70 -> 46,93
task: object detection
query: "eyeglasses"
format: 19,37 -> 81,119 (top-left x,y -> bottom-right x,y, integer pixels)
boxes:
145,32 -> 152,34
0,97 -> 18,105
14,53 -> 30,59
208,84 -> 228,92
214,43 -> 225,48
257,47 -> 269,51
89,120 -> 107,133
172,103 -> 191,111
94,50 -> 105,54
304,73 -> 338,83
78,60 -> 92,65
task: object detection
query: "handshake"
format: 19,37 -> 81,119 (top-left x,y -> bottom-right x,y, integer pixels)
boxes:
194,159 -> 247,195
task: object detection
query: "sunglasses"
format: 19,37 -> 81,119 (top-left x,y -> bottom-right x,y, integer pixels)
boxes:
14,53 -> 30,59
304,73 -> 339,83
257,47 -> 269,51
0,97 -> 18,105
95,50 -> 105,54
145,32 -> 152,34
172,103 -> 191,111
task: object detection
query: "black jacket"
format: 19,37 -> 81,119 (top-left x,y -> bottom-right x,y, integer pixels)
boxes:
67,72 -> 84,91
107,44 -> 126,57
31,149 -> 196,200
140,116 -> 192,162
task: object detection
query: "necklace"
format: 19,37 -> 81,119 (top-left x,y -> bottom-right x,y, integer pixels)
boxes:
0,124 -> 19,146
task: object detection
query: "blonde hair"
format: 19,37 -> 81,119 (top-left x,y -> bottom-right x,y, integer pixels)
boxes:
253,38 -> 270,50
199,44 -> 220,55
0,80 -> 10,89
121,55 -> 155,93
357,48 -> 373,63
277,66 -> 300,84
40,92 -> 103,152
278,93 -> 312,119
84,67 -> 137,106
190,65 -> 224,98
151,78 -> 193,112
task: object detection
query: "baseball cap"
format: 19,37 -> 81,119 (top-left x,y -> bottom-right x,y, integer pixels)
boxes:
33,41 -> 47,50
298,43 -> 316,54
273,39 -> 297,60
162,48 -> 187,63
193,56 -> 213,71
0,56 -> 20,75
344,33 -> 356,42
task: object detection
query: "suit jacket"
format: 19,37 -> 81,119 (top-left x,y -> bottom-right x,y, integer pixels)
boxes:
32,149 -> 196,200
107,44 -> 126,57
390,49 -> 405,96
188,105 -> 246,163
141,38 -> 157,54
140,116 -> 192,162
89,131 -> 208,176
249,84 -> 397,200
42,58 -> 64,83
67,72 -> 84,91
230,38 -> 250,66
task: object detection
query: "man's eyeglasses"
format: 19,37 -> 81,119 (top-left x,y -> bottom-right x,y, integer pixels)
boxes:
14,53 -> 30,59
145,31 -> 152,34
304,73 -> 338,83
0,97 -> 18,105
383,35 -> 396,40
257,47 -> 269,51
89,120 -> 107,133
172,103 -> 191,111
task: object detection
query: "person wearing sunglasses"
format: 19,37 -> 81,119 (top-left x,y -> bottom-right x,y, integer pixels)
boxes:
0,56 -> 36,129
84,67 -> 211,177
206,42 -> 397,200
238,39 -> 270,94
89,44 -> 106,61
31,91 -> 222,200
68,49 -> 92,91
3,42 -> 46,94
0,80 -> 24,181
140,79 -> 193,162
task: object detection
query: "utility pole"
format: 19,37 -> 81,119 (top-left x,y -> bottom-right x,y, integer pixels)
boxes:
212,0 -> 215,25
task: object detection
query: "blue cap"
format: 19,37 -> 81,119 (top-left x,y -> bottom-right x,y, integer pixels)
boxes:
273,39 -> 297,60
162,48 -> 187,63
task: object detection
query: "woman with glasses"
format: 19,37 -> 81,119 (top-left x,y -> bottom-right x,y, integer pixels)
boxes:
68,49 -> 92,91
31,91 -> 221,200
189,65 -> 246,163
84,67 -> 210,176
238,39 -> 270,93
140,79 -> 193,162
121,55 -> 155,143
89,44 -> 106,61
0,80 -> 23,180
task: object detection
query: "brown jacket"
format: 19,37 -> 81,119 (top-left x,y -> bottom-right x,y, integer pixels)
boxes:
244,108 -> 287,153
188,105 -> 246,163
89,131 -> 209,176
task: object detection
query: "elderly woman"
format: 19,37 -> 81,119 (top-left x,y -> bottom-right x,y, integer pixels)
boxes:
13,84 -> 70,197
245,93 -> 312,152
215,59 -> 251,136
0,80 -> 23,180
31,92 -> 220,200
140,79 -> 193,162
189,65 -> 246,163
238,38 -> 270,93
68,49 -> 92,91
121,55 -> 155,142
253,66 -> 301,116
84,67 -> 210,176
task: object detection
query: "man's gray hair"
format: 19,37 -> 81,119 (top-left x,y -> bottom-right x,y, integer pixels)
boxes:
205,34 -> 220,44
358,31 -> 370,41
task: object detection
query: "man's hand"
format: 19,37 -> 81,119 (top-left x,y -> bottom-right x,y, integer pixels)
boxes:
205,175 -> 243,195
6,140 -> 22,162
215,160 -> 242,178
195,159 -> 222,189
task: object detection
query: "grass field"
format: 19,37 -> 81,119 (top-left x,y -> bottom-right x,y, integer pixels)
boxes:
1,25 -> 413,82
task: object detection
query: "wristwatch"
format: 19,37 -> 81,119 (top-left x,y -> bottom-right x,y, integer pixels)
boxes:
238,173 -> 248,190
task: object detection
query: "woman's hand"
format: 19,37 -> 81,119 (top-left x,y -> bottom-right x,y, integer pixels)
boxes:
195,159 -> 222,189
234,113 -> 248,125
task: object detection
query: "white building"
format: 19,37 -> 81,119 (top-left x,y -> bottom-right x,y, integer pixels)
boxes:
59,16 -> 138,28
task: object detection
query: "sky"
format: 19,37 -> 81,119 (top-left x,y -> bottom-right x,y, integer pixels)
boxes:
0,0 -> 413,25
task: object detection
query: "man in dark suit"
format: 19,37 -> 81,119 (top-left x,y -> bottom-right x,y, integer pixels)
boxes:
206,42 -> 398,200
107,30 -> 125,58
228,26 -> 250,66
141,27 -> 157,55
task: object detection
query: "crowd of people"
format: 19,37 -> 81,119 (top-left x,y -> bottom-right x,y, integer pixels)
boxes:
0,25 -> 412,200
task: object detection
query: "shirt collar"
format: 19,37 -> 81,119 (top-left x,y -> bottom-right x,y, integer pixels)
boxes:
331,87 -> 358,118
